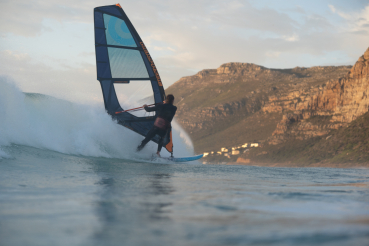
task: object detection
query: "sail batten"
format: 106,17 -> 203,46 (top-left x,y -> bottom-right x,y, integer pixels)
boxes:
94,4 -> 173,153
95,44 -> 142,50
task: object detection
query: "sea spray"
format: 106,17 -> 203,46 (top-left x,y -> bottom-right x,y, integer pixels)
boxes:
172,122 -> 194,155
0,148 -> 11,159
0,77 -> 194,159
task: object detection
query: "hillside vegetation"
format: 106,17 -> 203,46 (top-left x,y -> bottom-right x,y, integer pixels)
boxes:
237,111 -> 369,167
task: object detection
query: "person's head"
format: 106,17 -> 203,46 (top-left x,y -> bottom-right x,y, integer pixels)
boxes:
166,94 -> 174,104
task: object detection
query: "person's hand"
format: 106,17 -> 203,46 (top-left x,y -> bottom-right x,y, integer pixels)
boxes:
143,104 -> 147,107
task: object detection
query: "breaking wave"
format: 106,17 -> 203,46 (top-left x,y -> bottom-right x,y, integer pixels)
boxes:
0,76 -> 194,159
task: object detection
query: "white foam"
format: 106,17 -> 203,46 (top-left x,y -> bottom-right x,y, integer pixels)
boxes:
0,76 -> 194,159
0,147 -> 11,160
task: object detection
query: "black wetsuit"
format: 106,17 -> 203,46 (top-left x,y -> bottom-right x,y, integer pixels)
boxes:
137,103 -> 177,152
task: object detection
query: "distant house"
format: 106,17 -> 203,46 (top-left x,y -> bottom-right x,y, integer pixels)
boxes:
242,143 -> 248,148
217,151 -> 222,155
250,143 -> 259,147
232,150 -> 240,155
221,148 -> 228,152
203,152 -> 209,157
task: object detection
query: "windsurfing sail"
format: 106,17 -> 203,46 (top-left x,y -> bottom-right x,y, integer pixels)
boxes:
93,4 -> 173,153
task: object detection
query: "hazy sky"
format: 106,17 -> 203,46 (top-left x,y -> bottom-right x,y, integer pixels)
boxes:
0,0 -> 368,103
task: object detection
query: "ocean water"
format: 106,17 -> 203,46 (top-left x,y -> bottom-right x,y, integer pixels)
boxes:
1,78 -> 369,246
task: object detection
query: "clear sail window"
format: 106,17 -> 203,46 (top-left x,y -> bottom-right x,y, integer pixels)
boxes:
108,48 -> 149,78
114,81 -> 155,117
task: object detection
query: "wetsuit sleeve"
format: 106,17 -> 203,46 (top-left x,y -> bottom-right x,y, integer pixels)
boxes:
144,105 -> 158,112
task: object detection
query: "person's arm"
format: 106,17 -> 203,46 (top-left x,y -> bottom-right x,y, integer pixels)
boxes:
144,105 -> 158,112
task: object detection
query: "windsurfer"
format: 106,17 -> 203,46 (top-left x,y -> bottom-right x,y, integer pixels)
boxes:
136,94 -> 177,156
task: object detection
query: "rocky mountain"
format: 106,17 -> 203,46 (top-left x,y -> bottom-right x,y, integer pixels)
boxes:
166,47 -> 369,165
166,62 -> 350,151
269,47 -> 369,145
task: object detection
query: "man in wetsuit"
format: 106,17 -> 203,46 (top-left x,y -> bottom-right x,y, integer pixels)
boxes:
136,94 -> 177,156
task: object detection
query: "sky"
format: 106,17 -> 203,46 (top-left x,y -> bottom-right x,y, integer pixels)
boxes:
0,0 -> 368,103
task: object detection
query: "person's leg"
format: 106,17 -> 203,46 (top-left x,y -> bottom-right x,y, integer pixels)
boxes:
137,127 -> 158,151
156,129 -> 167,154
157,140 -> 163,154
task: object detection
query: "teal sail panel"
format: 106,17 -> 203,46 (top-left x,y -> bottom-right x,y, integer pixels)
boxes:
104,15 -> 137,47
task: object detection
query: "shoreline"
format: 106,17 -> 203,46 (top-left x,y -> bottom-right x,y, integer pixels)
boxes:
203,160 -> 369,168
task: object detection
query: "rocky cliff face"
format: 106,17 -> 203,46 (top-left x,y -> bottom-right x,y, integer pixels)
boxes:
166,58 -> 352,152
269,48 -> 369,144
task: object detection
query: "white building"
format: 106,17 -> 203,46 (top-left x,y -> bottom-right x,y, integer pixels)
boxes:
232,150 -> 240,155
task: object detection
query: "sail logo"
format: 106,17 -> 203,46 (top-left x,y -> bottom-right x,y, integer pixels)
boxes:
140,42 -> 163,87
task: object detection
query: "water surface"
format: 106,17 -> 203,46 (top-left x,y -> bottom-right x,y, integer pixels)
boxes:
1,145 -> 368,246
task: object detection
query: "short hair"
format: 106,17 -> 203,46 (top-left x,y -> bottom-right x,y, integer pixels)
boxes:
166,94 -> 174,103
